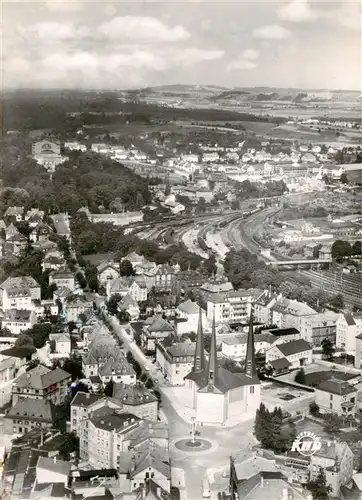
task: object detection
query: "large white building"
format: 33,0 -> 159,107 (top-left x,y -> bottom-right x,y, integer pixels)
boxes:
184,310 -> 261,424
0,276 -> 41,312
207,290 -> 262,325
336,313 -> 362,354
266,339 -> 313,370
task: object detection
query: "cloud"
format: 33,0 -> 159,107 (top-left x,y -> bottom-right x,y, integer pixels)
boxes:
227,60 -> 258,71
98,16 -> 190,42
227,48 -> 260,71
170,48 -> 224,65
277,0 -> 317,23
253,24 -> 291,40
18,22 -> 89,40
242,49 -> 260,60
45,0 -> 85,12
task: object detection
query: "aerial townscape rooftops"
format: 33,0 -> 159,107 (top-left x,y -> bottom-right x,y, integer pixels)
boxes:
1,7 -> 361,498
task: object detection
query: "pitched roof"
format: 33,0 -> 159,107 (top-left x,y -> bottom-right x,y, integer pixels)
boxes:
112,382 -> 157,406
148,316 -> 174,333
99,354 -> 135,377
6,398 -> 53,421
90,409 -> 139,431
71,391 -> 103,408
0,275 -> 39,292
177,299 -> 200,315
236,471 -> 308,500
14,365 -> 70,391
3,309 -> 33,322
344,313 -> 356,326
276,339 -> 312,357
317,377 -> 357,396
269,358 -> 292,370
37,456 -> 71,476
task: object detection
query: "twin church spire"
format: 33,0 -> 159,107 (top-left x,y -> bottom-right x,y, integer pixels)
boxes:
192,305 -> 256,382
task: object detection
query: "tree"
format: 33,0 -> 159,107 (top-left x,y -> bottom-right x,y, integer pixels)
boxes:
352,240 -> 362,256
53,394 -> 72,433
331,240 -> 352,261
58,432 -> 79,461
25,323 -> 52,349
117,310 -> 131,324
103,380 -> 114,397
323,413 -> 341,434
329,294 -> 344,311
309,402 -> 320,417
254,404 -> 295,453
321,338 -> 335,360
306,468 -> 332,500
312,244 -> 322,259
119,259 -> 135,276
106,294 -> 122,316
340,172 -> 348,184
15,333 -> 34,348
62,355 -> 84,381
294,368 -> 306,384
75,271 -> 87,289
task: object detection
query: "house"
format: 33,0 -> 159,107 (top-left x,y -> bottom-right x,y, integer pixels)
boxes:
118,442 -> 171,494
4,398 -> 54,435
222,332 -> 275,361
117,294 -> 140,321
32,140 -> 67,172
336,313 -> 362,354
83,334 -> 136,385
29,222 -> 53,243
315,377 -> 358,416
309,440 -> 354,497
49,332 -> 71,356
65,296 -> 93,323
6,232 -> 27,256
4,206 -> 24,222
1,309 -> 37,335
25,208 -> 44,228
97,261 -> 120,287
123,252 -> 145,269
355,333 -> 362,369
64,141 -> 87,152
128,276 -> 148,302
5,273 -> 35,308
142,316 -> 175,352
86,410 -> 141,469
268,357 -> 292,376
199,280 -> 234,301
163,200 -> 185,214
156,338 -> 197,386
154,265 -> 176,292
106,276 -> 132,298
176,299 -> 201,322
49,269 -> 75,290
207,289 -> 262,325
112,382 -> 158,421
266,339 -> 313,370
41,253 -> 67,272
12,364 -> 71,405
36,456 -> 71,487
271,298 -> 318,340
319,246 -> 331,259
303,310 -> 338,346
229,467 -> 311,500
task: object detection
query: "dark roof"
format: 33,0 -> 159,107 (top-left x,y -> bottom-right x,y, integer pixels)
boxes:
90,409 -> 139,431
0,346 -> 36,358
71,469 -> 118,480
186,365 -> 260,394
6,398 -> 53,421
344,313 -> 356,326
71,391 -> 102,407
264,327 -> 300,337
269,358 -> 292,370
276,339 -> 312,357
317,377 -> 357,396
112,382 -> 157,406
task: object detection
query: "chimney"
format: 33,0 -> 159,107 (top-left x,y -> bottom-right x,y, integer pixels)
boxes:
260,476 -> 264,488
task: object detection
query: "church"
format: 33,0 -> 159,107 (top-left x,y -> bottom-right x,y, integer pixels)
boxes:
184,308 -> 261,424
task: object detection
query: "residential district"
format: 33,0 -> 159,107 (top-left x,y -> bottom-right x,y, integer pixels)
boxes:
1,100 -> 362,500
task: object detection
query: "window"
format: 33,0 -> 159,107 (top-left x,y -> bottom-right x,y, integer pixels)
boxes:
330,395 -> 333,400
330,403 -> 333,409
250,386 -> 254,394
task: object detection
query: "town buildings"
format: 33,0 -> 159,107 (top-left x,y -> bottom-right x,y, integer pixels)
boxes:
336,313 -> 362,354
266,339 -> 313,371
207,289 -> 262,325
315,377 -> 358,416
12,364 -> 71,405
156,337 -> 197,386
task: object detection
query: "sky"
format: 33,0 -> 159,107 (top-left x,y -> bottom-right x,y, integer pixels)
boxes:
2,0 -> 361,91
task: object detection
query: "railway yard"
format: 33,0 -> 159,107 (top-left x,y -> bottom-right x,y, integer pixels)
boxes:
133,204 -> 362,309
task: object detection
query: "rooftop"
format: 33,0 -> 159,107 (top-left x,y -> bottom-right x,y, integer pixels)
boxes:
14,365 -> 71,391
37,456 -> 71,476
6,398 -> 53,421
276,339 -> 312,357
90,408 -> 139,431
317,377 -> 357,396
112,382 -> 157,406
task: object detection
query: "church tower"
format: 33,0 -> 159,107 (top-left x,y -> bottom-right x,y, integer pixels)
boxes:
207,308 -> 218,386
245,310 -> 257,378
193,307 -> 206,373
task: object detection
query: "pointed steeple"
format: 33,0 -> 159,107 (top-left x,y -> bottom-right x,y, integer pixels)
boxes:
207,307 -> 218,386
193,306 -> 205,373
245,309 -> 256,378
